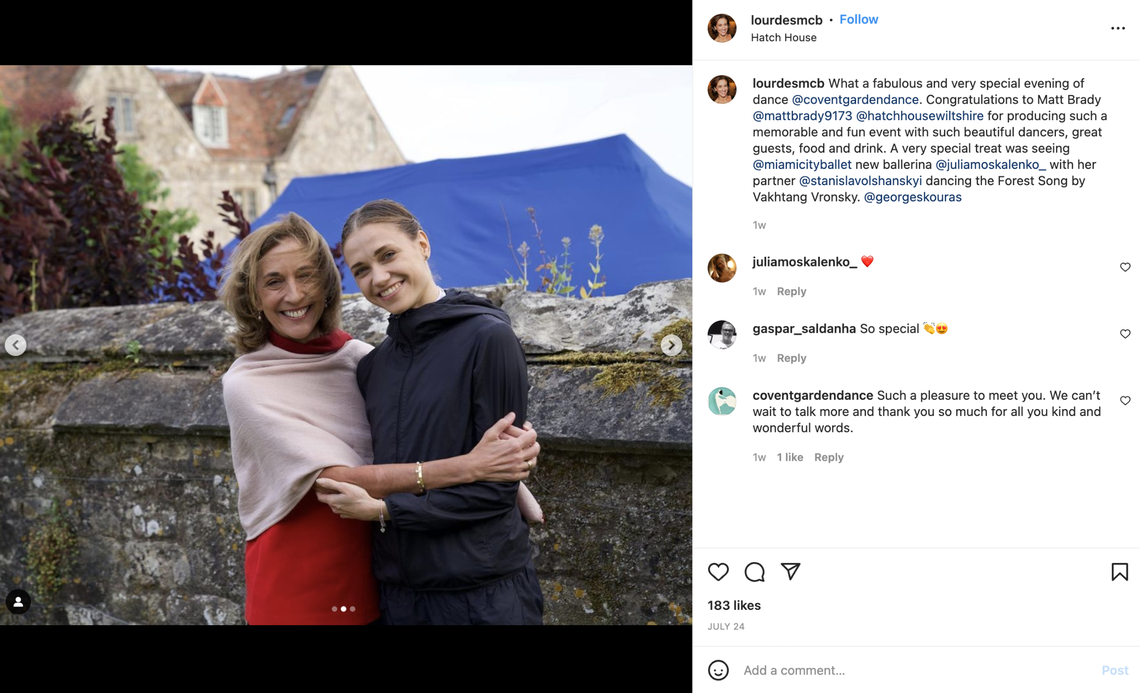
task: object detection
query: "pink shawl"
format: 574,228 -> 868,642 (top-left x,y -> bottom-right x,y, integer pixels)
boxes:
223,340 -> 542,540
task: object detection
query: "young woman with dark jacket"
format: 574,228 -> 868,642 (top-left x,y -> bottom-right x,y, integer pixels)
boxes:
315,199 -> 545,624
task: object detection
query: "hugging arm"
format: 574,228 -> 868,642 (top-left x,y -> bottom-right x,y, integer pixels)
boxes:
383,323 -> 529,532
315,414 -> 539,521
316,413 -> 536,497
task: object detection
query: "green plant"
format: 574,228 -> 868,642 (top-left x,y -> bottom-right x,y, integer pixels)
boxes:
0,99 -> 33,172
116,144 -> 198,258
0,87 -> 76,175
125,339 -> 142,364
591,362 -> 685,408
538,236 -> 575,296
502,204 -> 528,289
580,224 -> 606,298
506,241 -> 530,289
503,207 -> 608,299
0,106 -> 251,318
29,258 -> 39,312
25,498 -> 79,603
0,107 -> 163,317
527,208 -> 574,296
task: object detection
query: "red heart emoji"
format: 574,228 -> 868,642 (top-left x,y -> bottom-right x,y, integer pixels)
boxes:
861,255 -> 873,267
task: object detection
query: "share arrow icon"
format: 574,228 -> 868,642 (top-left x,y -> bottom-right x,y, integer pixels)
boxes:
781,563 -> 800,580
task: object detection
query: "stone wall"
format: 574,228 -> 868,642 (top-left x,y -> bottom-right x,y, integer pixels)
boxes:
0,280 -> 692,625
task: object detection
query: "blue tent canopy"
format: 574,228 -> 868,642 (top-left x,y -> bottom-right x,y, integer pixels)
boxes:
225,135 -> 692,296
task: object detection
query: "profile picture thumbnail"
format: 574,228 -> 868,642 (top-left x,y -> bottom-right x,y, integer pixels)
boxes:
708,14 -> 737,43
708,320 -> 736,349
708,253 -> 736,282
709,387 -> 737,415
708,76 -> 736,104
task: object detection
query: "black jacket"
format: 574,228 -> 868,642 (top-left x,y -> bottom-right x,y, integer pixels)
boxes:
356,289 -> 533,590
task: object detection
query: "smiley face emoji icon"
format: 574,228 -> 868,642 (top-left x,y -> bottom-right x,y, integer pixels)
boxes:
708,660 -> 729,681
936,322 -> 948,335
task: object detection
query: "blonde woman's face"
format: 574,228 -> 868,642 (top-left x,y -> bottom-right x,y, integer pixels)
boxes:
256,238 -> 325,343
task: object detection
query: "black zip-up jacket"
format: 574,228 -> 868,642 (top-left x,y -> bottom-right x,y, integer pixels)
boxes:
356,289 -> 533,590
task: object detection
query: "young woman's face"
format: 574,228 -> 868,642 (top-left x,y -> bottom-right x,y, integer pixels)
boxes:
344,222 -> 436,314
716,18 -> 729,36
256,238 -> 325,343
716,79 -> 729,98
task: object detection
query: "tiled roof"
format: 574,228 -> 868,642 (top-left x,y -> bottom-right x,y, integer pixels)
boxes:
210,76 -> 271,158
2,66 -> 328,161
158,75 -> 201,108
151,69 -> 198,88
152,66 -> 324,159
0,65 -> 27,103
252,68 -> 321,159
0,65 -> 81,122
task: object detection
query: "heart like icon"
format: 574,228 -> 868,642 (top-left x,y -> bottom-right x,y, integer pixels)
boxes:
708,562 -> 729,581
1122,262 -> 1131,272
861,255 -> 874,267
1123,329 -> 1132,339
1122,396 -> 1132,406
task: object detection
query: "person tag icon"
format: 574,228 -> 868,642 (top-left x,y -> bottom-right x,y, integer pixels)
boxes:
6,589 -> 31,615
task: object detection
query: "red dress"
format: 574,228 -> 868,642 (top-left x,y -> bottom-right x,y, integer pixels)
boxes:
244,491 -> 380,624
242,330 -> 380,625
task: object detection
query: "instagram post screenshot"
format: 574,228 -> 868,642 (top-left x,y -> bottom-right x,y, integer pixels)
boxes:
693,1 -> 1136,690
0,60 -> 694,634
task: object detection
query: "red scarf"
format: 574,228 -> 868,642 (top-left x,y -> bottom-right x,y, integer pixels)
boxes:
267,329 -> 353,354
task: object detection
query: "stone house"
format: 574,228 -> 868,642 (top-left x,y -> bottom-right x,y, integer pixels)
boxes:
0,65 -> 405,246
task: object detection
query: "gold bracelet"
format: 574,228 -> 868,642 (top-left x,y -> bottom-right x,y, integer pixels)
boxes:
415,461 -> 425,495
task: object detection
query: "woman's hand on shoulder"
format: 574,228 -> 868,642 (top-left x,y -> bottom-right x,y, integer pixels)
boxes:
466,412 -> 540,483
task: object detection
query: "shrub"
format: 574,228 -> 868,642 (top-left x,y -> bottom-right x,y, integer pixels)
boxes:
0,107 -> 251,319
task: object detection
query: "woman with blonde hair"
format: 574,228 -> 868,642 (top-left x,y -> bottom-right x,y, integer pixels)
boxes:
219,212 -> 541,625
709,253 -> 736,282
